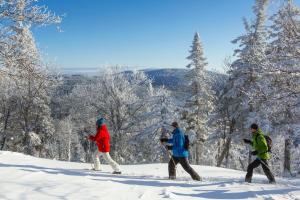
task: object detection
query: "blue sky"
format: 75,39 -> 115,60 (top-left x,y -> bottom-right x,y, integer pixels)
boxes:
33,0 -> 300,72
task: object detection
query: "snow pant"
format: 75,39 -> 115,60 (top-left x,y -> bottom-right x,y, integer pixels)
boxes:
168,156 -> 201,181
245,158 -> 275,183
94,151 -> 121,172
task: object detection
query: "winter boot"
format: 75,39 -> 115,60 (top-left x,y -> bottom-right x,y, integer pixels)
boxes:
169,175 -> 176,180
245,177 -> 252,183
112,171 -> 122,174
92,168 -> 102,171
195,176 -> 203,181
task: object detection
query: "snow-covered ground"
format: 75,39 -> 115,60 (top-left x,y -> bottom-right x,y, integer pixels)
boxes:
0,151 -> 299,200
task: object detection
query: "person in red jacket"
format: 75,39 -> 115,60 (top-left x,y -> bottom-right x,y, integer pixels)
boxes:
88,118 -> 121,174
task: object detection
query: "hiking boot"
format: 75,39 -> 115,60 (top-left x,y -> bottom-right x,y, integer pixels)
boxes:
92,168 -> 101,171
245,177 -> 252,183
269,180 -> 276,184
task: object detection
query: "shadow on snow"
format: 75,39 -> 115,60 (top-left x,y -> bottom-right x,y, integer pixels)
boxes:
1,163 -> 299,199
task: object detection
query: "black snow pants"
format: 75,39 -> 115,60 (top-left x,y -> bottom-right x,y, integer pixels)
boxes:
168,156 -> 201,181
245,158 -> 275,183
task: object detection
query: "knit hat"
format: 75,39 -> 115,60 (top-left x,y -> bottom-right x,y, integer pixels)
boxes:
96,118 -> 105,127
171,122 -> 179,128
250,123 -> 258,130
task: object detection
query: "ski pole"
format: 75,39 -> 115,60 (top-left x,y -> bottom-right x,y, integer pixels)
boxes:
160,141 -> 178,177
257,157 -> 275,177
84,133 -> 95,170
88,140 -> 94,170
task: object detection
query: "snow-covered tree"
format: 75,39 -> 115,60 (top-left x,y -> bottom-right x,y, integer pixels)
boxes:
138,86 -> 178,163
184,32 -> 214,165
69,68 -> 153,163
267,0 -> 300,176
66,68 -> 179,164
216,0 -> 270,168
0,0 -> 61,156
0,0 -> 61,74
0,74 -> 17,150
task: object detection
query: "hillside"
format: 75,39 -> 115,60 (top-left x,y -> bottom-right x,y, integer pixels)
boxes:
143,68 -> 226,91
0,151 -> 299,200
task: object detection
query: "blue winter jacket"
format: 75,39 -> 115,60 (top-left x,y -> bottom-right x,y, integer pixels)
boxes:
167,128 -> 189,158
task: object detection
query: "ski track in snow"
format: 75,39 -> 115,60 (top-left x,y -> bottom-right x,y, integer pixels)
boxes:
0,151 -> 300,200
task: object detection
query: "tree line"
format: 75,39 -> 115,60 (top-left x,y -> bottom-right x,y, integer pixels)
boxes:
0,0 -> 299,176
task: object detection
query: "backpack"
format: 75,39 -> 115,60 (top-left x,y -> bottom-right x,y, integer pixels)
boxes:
184,135 -> 190,150
264,135 -> 272,152
255,134 -> 272,152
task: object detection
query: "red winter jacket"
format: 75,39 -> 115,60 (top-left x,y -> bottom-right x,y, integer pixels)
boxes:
89,124 -> 110,152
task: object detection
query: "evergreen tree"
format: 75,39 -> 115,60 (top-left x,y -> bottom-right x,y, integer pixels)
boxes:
184,32 -> 214,165
268,0 -> 300,176
216,0 -> 270,167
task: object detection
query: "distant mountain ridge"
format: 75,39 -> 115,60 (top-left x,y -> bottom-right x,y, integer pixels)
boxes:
142,68 -> 226,91
61,68 -> 227,91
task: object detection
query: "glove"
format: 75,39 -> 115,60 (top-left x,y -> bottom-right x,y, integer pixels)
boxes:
160,138 -> 168,143
88,135 -> 94,141
166,146 -> 172,150
243,139 -> 251,144
251,151 -> 258,156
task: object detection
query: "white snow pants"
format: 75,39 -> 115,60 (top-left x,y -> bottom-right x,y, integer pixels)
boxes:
94,151 -> 121,172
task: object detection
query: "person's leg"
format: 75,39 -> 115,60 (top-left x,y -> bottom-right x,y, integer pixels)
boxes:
102,152 -> 121,173
93,151 -> 101,171
260,159 -> 276,183
179,157 -> 202,181
245,158 -> 261,183
168,156 -> 179,179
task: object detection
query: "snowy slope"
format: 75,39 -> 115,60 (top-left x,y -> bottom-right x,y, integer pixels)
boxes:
0,151 -> 299,200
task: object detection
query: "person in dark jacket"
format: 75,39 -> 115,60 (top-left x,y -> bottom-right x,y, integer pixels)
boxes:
243,123 -> 275,183
160,122 -> 201,181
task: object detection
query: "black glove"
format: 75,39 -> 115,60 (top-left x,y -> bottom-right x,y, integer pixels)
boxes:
243,139 -> 251,144
166,145 -> 172,150
251,151 -> 258,155
160,138 -> 168,143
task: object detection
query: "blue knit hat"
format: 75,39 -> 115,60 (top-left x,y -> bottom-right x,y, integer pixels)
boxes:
96,118 -> 105,127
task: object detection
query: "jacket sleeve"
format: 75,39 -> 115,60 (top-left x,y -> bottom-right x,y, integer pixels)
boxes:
89,128 -> 102,142
167,138 -> 173,144
167,129 -> 177,144
256,135 -> 268,154
173,133 -> 184,150
89,135 -> 95,141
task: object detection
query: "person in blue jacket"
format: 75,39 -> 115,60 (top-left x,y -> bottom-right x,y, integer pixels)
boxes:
160,122 -> 201,181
